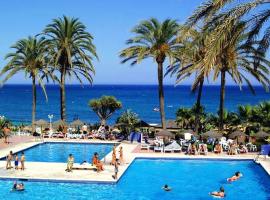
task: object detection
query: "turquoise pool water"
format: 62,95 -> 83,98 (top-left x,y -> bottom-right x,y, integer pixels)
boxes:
0,159 -> 269,200
1,142 -> 115,163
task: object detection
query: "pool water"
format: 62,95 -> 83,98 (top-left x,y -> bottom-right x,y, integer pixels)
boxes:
0,159 -> 269,200
8,142 -> 115,163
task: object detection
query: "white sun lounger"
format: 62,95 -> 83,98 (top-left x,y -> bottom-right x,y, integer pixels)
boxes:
72,163 -> 97,170
141,143 -> 150,151
154,146 -> 163,152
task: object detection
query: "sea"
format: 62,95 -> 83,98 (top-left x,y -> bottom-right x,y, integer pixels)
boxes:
0,84 -> 269,125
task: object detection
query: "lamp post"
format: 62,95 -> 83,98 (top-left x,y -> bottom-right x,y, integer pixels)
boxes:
48,114 -> 53,134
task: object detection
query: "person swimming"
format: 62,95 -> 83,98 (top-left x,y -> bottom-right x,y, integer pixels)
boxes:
210,187 -> 225,198
227,171 -> 242,182
12,182 -> 24,191
162,184 -> 172,191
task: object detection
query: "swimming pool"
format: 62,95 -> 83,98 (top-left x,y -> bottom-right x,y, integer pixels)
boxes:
2,142 -> 115,163
0,158 -> 269,199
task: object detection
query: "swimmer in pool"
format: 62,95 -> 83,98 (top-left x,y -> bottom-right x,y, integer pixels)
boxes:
162,184 -> 172,191
227,171 -> 242,182
210,187 -> 225,198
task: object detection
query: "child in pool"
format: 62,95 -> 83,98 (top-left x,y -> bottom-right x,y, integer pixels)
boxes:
210,187 -> 225,198
227,171 -> 242,182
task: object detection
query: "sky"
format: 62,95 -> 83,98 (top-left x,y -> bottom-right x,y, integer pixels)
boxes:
0,0 -> 267,85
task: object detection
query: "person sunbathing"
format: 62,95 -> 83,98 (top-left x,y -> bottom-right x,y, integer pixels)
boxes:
227,171 -> 242,182
214,144 -> 222,154
92,152 -> 104,172
210,187 -> 225,198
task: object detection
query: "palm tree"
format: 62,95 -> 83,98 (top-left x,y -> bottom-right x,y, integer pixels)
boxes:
166,27 -> 207,133
184,2 -> 270,131
0,36 -> 52,133
120,18 -> 180,129
43,16 -> 98,121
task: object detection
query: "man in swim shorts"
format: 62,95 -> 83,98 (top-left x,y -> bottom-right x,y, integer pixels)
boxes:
227,171 -> 242,182
210,187 -> 225,198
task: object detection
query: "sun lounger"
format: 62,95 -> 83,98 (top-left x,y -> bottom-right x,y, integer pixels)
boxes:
72,163 -> 97,170
141,143 -> 150,151
164,141 -> 182,153
255,145 -> 270,161
154,146 -> 163,152
198,144 -> 208,155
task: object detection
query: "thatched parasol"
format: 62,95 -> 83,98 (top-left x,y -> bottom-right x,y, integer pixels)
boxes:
156,129 -> 174,137
70,119 -> 84,127
53,120 -> 68,128
34,119 -> 49,127
255,131 -> 269,139
229,130 -> 247,139
201,130 -> 222,138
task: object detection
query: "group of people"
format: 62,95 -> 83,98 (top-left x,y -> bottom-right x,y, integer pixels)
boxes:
210,171 -> 242,198
6,151 -> 25,170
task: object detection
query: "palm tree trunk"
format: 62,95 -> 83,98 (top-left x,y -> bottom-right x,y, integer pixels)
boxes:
219,70 -> 226,131
157,62 -> 166,129
32,76 -> 36,134
195,78 -> 204,133
60,70 -> 66,121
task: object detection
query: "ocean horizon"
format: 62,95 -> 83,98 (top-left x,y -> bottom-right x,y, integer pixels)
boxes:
0,84 -> 269,125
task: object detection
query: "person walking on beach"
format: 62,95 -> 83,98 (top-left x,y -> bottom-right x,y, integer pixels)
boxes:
14,154 -> 19,170
6,151 -> 13,169
3,126 -> 11,144
20,152 -> 25,170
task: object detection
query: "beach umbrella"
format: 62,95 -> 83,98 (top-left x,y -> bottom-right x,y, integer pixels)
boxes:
34,119 -> 49,127
255,131 -> 269,139
228,130 -> 247,139
201,130 -> 222,139
70,119 -> 84,127
53,120 -> 68,128
156,129 -> 174,138
166,120 -> 179,129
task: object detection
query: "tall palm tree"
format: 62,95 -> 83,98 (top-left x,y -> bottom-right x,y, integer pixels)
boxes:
120,18 -> 180,129
184,1 -> 270,131
166,27 -> 207,133
0,36 -> 53,133
43,16 -> 98,121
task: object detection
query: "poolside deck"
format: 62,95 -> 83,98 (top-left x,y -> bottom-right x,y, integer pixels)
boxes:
0,138 -> 269,183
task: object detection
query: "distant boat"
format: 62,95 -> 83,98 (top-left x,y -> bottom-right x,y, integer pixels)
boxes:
153,107 -> 160,112
167,105 -> 173,108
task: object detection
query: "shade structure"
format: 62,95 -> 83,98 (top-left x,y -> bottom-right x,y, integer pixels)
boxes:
53,120 -> 68,128
70,119 -> 84,127
34,119 -> 49,127
201,130 -> 222,138
156,129 -> 174,138
255,131 -> 269,139
136,120 -> 150,127
229,130 -> 247,139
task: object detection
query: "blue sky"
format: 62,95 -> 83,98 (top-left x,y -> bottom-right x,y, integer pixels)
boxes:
0,0 -> 267,85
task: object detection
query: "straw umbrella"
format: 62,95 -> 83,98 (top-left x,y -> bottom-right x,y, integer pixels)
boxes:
53,120 -> 68,132
255,131 -> 269,139
201,130 -> 222,139
70,119 -> 84,128
34,119 -> 49,135
156,129 -> 174,138
229,130 -> 247,143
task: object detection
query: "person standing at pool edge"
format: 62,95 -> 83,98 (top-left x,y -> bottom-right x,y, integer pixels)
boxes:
20,152 -> 25,170
6,151 -> 13,169
14,154 -> 19,170
66,154 -> 74,172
